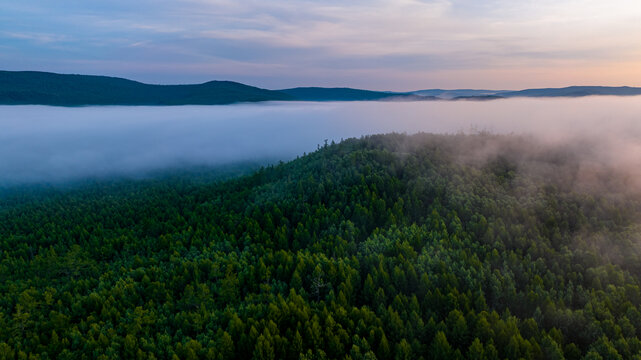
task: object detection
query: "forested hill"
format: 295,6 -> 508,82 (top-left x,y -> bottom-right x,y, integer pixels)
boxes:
278,87 -> 434,101
2,71 -> 641,105
2,133 -> 641,359
408,87 -> 641,99
500,86 -> 641,98
0,71 -> 292,105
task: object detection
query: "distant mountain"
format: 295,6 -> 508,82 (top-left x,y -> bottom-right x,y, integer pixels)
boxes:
410,89 -> 511,99
451,95 -> 506,101
410,86 -> 641,99
278,87 -> 426,101
0,71 -> 292,105
2,71 -> 641,105
412,86 -> 641,100
500,86 -> 641,98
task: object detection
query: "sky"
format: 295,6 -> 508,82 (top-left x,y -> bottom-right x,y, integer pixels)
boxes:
1,0 -> 641,90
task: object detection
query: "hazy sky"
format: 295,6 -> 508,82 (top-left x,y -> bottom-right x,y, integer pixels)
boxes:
1,0 -> 641,89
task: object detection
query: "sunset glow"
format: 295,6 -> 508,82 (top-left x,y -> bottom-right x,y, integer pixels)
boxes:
2,0 -> 640,89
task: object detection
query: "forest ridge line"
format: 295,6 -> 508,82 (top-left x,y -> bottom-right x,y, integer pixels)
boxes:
2,70 -> 641,106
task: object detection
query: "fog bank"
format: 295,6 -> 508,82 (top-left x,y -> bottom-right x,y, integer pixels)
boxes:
1,97 -> 641,183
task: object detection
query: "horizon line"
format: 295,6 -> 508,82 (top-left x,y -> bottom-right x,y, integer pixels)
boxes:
3,69 -> 641,93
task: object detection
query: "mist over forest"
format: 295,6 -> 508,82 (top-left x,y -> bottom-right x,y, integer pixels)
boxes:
2,96 -> 641,359
3,126 -> 641,359
4,0 -> 641,358
2,97 -> 641,184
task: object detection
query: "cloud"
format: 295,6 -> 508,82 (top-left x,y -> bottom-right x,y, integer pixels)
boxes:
2,97 -> 641,184
0,0 -> 640,88
1,31 -> 70,44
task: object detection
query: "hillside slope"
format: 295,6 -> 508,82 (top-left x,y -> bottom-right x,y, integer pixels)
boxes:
1,133 -> 641,359
502,86 -> 641,98
2,71 -> 641,105
278,87 -> 432,101
0,71 -> 292,105
410,89 -> 511,99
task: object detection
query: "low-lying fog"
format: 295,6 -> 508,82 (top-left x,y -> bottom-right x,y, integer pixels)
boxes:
1,97 -> 641,183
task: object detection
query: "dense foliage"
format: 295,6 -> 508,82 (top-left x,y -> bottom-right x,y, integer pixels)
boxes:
1,133 -> 641,360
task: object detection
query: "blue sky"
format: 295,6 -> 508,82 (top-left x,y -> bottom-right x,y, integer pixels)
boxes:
1,0 -> 640,90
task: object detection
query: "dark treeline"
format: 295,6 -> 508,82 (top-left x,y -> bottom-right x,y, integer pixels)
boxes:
0,71 -> 292,106
4,71 -> 641,106
1,133 -> 641,359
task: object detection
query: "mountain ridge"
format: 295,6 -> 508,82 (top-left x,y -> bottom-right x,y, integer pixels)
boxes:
1,70 -> 640,105
0,70 -> 293,105
278,87 -> 429,101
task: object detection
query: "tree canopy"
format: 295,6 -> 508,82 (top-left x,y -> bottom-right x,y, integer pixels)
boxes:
1,133 -> 640,359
